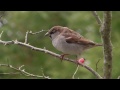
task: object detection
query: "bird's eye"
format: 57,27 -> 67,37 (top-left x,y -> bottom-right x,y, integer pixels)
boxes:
50,31 -> 54,34
50,29 -> 56,34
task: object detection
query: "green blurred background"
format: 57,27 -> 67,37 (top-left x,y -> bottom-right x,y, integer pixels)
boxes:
0,11 -> 119,79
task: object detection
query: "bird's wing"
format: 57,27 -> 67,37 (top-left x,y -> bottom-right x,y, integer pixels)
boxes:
62,32 -> 96,46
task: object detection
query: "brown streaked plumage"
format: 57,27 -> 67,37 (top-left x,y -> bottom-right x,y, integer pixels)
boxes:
45,26 -> 102,59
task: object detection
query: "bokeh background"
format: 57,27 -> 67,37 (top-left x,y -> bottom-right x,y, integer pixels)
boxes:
0,11 -> 119,79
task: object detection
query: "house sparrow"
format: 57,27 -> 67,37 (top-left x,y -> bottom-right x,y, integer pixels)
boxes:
45,26 -> 102,60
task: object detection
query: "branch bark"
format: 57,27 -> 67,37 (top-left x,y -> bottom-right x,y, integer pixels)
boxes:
92,11 -> 102,25
0,40 -> 102,79
0,64 -> 51,79
100,11 -> 112,79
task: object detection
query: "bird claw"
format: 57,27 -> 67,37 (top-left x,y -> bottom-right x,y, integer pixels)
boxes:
60,54 -> 69,62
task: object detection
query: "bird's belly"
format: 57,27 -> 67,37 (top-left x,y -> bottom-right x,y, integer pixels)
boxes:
52,38 -> 83,55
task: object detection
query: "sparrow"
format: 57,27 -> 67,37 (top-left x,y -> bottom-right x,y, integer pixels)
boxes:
45,26 -> 102,60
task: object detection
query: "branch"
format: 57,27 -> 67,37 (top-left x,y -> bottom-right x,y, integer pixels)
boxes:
72,65 -> 79,79
0,31 -> 3,39
0,72 -> 20,75
24,30 -> 47,43
0,40 -> 102,79
29,30 -> 47,35
0,64 -> 51,79
24,31 -> 29,43
0,31 -> 102,79
96,58 -> 101,72
100,11 -> 112,79
92,11 -> 102,25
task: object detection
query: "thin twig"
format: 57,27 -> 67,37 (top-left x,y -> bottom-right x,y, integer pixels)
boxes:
0,31 -> 3,40
0,72 -> 20,75
29,30 -> 47,35
72,65 -> 79,79
24,31 -> 29,43
96,59 -> 101,72
41,68 -> 50,79
0,64 -> 51,79
24,30 -> 47,43
92,11 -> 102,25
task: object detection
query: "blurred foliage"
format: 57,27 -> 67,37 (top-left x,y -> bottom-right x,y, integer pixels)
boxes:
0,11 -> 119,79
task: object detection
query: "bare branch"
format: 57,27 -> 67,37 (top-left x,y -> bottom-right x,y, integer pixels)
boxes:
0,72 -> 20,75
0,64 -> 51,79
24,31 -> 29,44
29,30 -> 47,35
41,68 -> 50,79
100,11 -> 112,79
96,59 -> 101,72
0,30 -> 103,79
24,30 -> 47,43
0,31 -> 3,40
0,39 -> 102,79
72,65 -> 79,79
0,40 -> 13,45
92,11 -> 102,25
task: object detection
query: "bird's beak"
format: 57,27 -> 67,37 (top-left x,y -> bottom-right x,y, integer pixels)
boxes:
45,32 -> 49,36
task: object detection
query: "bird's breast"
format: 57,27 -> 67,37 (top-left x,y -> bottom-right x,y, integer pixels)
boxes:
52,36 -> 84,55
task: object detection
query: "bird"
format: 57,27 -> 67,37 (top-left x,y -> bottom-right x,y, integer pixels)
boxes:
45,26 -> 102,62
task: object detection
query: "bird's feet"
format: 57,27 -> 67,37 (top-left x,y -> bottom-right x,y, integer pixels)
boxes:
60,54 -> 69,62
